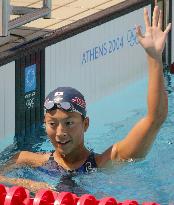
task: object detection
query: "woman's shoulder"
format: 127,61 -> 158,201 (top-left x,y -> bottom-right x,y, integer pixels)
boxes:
94,146 -> 113,168
16,151 -> 51,167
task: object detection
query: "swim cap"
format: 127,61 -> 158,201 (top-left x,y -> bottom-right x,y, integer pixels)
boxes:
44,87 -> 87,117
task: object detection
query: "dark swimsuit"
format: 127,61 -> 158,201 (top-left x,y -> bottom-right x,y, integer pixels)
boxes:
37,151 -> 97,176
36,151 -> 97,195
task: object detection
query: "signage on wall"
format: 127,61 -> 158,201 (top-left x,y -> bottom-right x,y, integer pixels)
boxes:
24,64 -> 37,109
81,26 -> 142,65
25,64 -> 36,93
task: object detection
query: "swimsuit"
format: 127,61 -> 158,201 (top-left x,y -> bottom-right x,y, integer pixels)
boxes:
36,151 -> 97,194
37,151 -> 97,176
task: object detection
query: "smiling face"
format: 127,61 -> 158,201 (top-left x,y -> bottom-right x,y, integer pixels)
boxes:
44,109 -> 89,156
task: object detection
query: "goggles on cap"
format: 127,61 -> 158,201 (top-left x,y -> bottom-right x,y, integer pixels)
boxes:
44,100 -> 83,116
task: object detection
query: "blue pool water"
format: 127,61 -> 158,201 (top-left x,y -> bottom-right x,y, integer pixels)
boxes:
2,72 -> 174,204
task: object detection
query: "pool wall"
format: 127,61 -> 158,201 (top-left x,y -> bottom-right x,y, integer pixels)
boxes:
0,62 -> 15,151
164,0 -> 173,69
45,5 -> 150,104
171,0 -> 174,64
0,0 -> 172,150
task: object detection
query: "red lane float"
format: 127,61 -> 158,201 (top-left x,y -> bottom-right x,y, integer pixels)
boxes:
0,184 -> 161,205
3,186 -> 30,205
118,199 -> 138,205
54,192 -> 75,205
0,184 -> 8,204
33,189 -> 58,205
99,197 -> 117,205
142,203 -> 160,205
77,194 -> 97,205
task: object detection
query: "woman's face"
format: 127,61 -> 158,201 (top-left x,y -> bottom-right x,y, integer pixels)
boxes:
45,109 -> 89,156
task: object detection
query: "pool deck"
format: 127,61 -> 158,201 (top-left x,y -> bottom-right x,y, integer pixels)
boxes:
0,0 -> 125,54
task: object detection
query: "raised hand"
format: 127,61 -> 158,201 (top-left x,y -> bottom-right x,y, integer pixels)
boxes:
136,3 -> 171,60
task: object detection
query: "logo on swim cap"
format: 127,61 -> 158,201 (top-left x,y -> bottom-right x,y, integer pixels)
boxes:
71,97 -> 86,108
54,92 -> 64,96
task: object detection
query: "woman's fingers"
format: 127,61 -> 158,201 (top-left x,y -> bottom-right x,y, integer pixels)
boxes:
152,6 -> 160,27
164,23 -> 172,35
136,25 -> 144,44
158,10 -> 163,29
144,6 -> 160,29
154,0 -> 158,6
144,8 -> 150,30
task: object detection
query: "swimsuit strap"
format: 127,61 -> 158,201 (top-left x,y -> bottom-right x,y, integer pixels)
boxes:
49,150 -> 55,160
48,151 -> 97,173
77,152 -> 97,173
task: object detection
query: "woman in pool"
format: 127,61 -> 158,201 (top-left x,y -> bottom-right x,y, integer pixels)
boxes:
0,2 -> 171,192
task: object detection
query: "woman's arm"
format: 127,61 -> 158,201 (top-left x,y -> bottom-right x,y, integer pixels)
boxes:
0,151 -> 51,192
112,4 -> 171,160
0,175 -> 52,193
98,2 -> 171,166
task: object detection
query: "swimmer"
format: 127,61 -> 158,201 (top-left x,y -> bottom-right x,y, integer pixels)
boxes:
0,1 -> 171,193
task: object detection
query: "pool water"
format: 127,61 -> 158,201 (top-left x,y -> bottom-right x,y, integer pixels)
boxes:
3,71 -> 174,204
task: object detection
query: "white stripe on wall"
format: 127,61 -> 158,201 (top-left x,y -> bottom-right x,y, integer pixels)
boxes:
45,5 -> 151,104
0,61 -> 15,151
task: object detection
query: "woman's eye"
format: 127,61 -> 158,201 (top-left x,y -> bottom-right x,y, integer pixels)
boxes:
66,121 -> 73,126
48,122 -> 56,127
